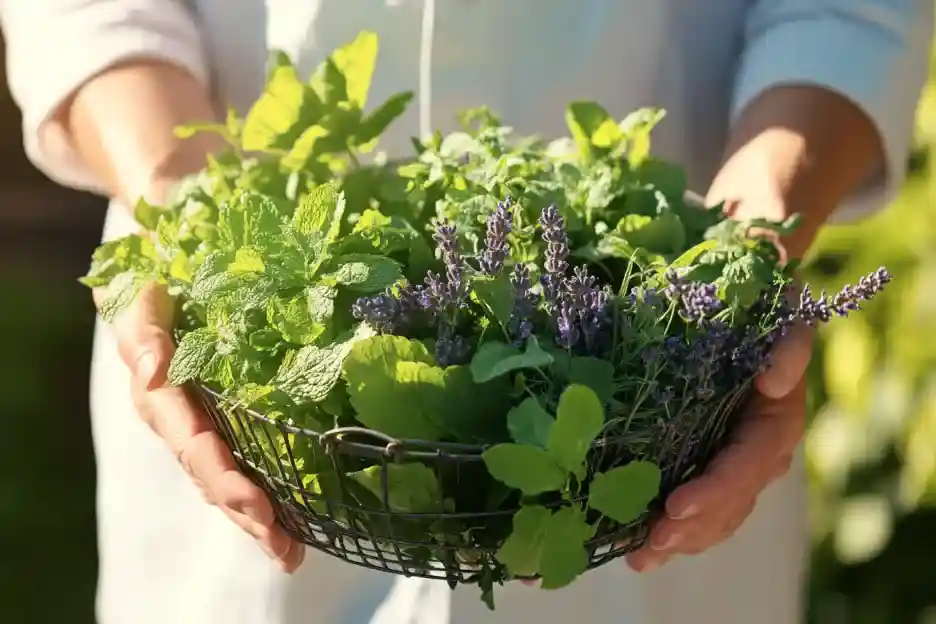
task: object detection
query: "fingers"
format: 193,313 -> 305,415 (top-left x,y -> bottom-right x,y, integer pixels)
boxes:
756,322 -> 813,399
111,283 -> 304,572
626,496 -> 758,572
664,384 -> 804,520
625,379 -> 805,573
105,283 -> 177,390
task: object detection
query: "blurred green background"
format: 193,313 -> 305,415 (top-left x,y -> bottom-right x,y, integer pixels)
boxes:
5,21 -> 936,624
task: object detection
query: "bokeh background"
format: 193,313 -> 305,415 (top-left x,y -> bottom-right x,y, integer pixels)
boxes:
3,22 -> 936,624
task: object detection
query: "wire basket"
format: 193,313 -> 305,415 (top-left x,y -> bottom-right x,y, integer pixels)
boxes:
192,380 -> 753,587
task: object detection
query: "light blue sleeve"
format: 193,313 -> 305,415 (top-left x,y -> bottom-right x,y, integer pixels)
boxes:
733,0 -> 934,222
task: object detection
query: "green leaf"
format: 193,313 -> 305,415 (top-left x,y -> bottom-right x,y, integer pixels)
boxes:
167,327 -> 218,385
80,235 -> 156,288
228,247 -> 265,274
429,366 -> 513,442
282,125 -> 330,171
348,463 -> 442,513
275,327 -> 372,404
293,182 -> 340,236
668,240 -> 719,270
329,31 -> 379,108
98,271 -> 149,322
587,461 -> 662,524
565,101 -> 622,158
267,291 -> 329,345
470,336 -> 553,384
496,505 -> 551,577
547,385 -> 606,475
616,210 -> 685,255
342,335 -> 446,440
507,397 -> 554,448
242,59 -> 319,151
619,107 -> 666,168
306,284 -> 338,323
133,198 -> 167,230
538,507 -> 594,590
482,444 -> 567,495
355,91 -> 415,148
567,357 -> 615,404
470,274 -> 515,328
323,254 -> 403,292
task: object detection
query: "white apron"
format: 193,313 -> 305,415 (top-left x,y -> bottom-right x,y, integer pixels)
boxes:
92,1 -> 819,622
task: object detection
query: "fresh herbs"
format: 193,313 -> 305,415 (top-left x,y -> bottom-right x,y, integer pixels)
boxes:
80,31 -> 892,610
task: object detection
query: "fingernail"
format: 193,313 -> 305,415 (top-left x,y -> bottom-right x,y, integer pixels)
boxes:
652,533 -> 681,551
135,352 -> 159,390
641,558 -> 663,573
671,504 -> 699,520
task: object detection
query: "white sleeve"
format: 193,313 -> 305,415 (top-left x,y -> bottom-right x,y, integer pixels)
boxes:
733,0 -> 933,223
0,0 -> 210,193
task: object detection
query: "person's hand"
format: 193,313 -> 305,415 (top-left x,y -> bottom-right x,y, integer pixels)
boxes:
625,321 -> 813,573
95,282 -> 305,572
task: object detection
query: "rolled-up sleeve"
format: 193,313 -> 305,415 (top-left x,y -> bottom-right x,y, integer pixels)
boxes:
733,0 -> 934,222
0,0 -> 210,192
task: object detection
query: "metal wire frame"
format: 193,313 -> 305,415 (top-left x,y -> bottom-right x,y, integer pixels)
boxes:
191,381 -> 752,587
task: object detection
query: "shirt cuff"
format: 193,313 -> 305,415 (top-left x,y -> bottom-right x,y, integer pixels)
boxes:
731,3 -> 932,223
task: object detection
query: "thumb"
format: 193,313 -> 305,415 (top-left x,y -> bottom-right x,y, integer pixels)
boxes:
99,282 -> 177,390
755,322 -> 814,400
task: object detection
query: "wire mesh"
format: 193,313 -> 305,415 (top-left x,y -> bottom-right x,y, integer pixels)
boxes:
193,382 -> 751,584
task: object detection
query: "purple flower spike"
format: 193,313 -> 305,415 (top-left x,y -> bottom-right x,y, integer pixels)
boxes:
795,267 -> 891,326
352,293 -> 398,333
539,205 -> 569,275
480,197 -> 513,276
508,263 -> 537,345
538,205 -> 570,313
433,220 -> 464,298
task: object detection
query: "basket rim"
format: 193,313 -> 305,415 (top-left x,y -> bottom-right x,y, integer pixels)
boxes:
196,380 -> 752,464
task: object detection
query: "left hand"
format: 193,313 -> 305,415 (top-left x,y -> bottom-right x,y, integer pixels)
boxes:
626,322 -> 813,572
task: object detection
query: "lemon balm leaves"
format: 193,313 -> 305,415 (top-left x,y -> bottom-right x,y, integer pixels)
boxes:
349,463 -> 443,514
495,505 -> 594,589
506,397 -> 554,448
470,336 -> 553,384
496,505 -> 551,577
546,385 -> 606,477
587,461 -> 662,525
341,335 -> 447,440
538,507 -> 595,590
481,444 -> 566,496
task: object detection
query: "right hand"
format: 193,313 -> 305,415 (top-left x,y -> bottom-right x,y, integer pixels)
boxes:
95,282 -> 305,572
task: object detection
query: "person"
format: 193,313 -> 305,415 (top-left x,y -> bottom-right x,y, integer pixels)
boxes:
0,1 -> 930,622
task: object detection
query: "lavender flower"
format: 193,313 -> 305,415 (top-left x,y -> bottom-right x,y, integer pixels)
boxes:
555,301 -> 580,348
539,205 -> 569,312
664,271 -> 723,323
793,267 -> 891,326
508,263 -> 536,344
351,292 -> 398,333
480,198 -> 512,276
433,221 -> 464,299
435,324 -> 471,367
